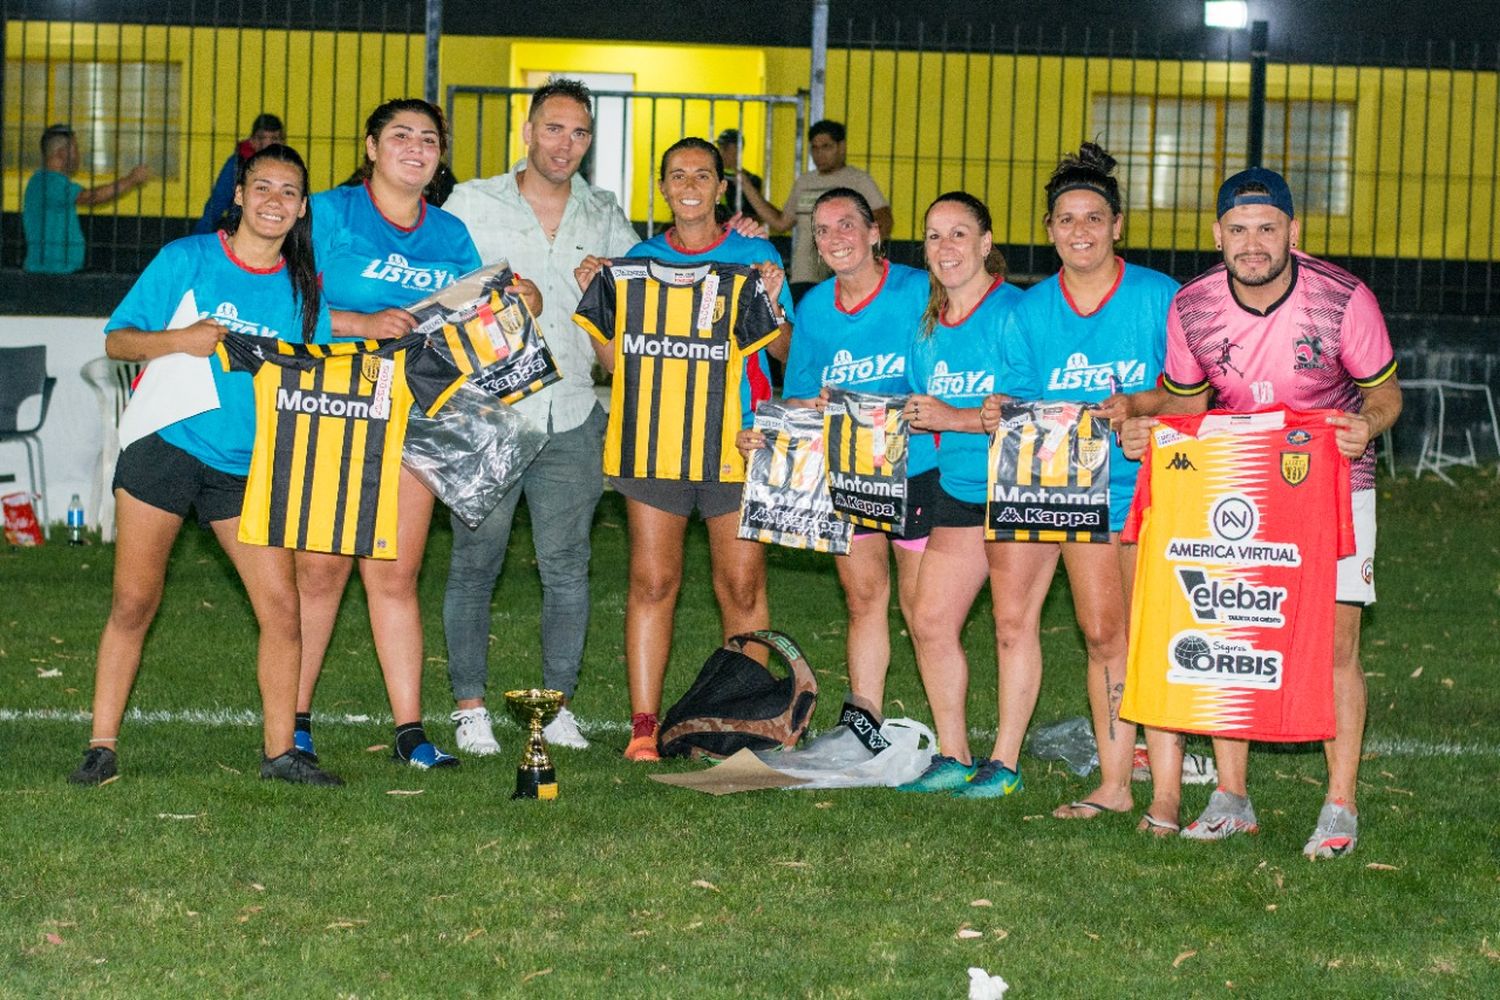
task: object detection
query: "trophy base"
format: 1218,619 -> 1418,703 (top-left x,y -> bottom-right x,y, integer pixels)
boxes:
513,765 -> 558,800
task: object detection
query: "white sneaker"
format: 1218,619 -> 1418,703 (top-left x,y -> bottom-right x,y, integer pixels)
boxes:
542,705 -> 590,749
451,707 -> 501,756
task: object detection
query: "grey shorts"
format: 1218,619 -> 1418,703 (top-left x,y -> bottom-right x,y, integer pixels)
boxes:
609,476 -> 743,519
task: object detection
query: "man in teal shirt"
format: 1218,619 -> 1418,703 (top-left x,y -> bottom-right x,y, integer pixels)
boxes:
23,124 -> 150,273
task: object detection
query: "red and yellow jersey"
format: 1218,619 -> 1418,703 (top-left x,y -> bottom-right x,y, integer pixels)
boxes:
1120,407 -> 1354,742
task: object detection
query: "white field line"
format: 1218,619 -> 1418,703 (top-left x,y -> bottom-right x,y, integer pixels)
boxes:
3,707 -> 1497,759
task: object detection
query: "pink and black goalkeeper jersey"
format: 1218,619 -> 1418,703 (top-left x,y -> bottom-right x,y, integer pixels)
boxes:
1162,251 -> 1396,490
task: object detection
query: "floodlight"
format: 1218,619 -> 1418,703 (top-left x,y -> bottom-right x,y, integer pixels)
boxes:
1204,1 -> 1250,29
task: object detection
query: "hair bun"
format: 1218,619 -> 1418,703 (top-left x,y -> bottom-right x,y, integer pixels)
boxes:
1077,141 -> 1117,176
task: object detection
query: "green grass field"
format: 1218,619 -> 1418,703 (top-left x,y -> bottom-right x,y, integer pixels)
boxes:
3,472 -> 1498,997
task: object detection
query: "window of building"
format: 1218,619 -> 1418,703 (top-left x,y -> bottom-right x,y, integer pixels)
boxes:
1091,94 -> 1351,215
4,59 -> 182,179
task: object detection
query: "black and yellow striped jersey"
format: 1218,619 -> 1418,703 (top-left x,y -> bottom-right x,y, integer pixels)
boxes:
738,402 -> 852,553
411,263 -> 561,405
985,401 -> 1111,543
572,257 -> 781,482
822,387 -> 911,533
215,331 -> 465,558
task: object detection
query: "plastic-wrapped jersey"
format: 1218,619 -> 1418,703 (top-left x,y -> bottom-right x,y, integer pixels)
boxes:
986,400 -> 1111,543
738,402 -> 852,554
822,387 -> 910,533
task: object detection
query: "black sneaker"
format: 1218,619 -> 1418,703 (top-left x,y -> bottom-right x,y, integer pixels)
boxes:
260,749 -> 344,787
68,746 -> 118,785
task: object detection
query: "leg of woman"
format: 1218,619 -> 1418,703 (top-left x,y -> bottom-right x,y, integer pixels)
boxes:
985,541 -> 1061,772
906,525 -> 989,763
704,511 -> 770,642
357,467 -> 435,727
1124,539 -> 1183,832
293,550 -> 355,713
209,519 -> 301,759
834,533 -> 894,708
85,491 -> 185,750
624,498 -> 689,716
1051,538 -> 1135,818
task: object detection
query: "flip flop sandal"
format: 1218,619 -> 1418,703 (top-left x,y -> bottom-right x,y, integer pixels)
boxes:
1053,799 -> 1127,820
1138,812 -> 1182,837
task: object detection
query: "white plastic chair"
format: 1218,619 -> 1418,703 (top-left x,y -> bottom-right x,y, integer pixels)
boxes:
80,357 -> 142,542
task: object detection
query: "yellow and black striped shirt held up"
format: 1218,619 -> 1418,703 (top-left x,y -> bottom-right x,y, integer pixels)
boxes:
738,402 -> 852,554
985,400 -> 1112,543
572,258 -> 781,483
408,262 -> 561,405
216,332 -> 465,559
822,387 -> 911,533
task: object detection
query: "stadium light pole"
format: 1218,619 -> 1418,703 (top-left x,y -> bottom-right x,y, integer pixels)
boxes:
809,0 -> 829,126
425,0 -> 442,107
1204,4 -> 1268,169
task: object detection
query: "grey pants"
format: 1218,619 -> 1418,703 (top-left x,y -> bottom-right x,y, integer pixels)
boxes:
442,404 -> 606,701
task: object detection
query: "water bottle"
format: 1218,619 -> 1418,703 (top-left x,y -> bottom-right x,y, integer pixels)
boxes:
67,494 -> 85,546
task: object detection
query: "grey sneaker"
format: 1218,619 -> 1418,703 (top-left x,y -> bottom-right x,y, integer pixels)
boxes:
69,746 -> 118,785
1180,788 -> 1259,840
542,706 -> 590,750
260,750 -> 343,787
1303,800 -> 1359,859
452,707 -> 501,756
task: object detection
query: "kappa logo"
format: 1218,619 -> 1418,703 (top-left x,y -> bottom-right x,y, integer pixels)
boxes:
1166,451 -> 1198,471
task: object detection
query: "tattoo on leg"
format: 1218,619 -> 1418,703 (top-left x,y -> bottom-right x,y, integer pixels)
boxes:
1105,666 -> 1125,741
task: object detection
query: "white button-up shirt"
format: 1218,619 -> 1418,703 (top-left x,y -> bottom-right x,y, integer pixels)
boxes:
443,162 -> 640,434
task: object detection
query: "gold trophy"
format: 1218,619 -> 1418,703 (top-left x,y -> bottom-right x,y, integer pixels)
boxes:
504,688 -> 564,800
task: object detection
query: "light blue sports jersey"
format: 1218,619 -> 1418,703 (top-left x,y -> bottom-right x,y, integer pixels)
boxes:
907,277 -> 1022,504
311,183 -> 481,316
106,232 -> 333,475
785,261 -> 935,476
997,260 -> 1175,530
630,228 -> 795,428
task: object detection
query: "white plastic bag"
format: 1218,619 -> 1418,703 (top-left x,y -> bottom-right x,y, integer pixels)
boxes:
771,717 -> 935,789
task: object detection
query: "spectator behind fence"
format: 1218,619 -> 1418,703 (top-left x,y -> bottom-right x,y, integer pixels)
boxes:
23,124 -> 150,274
715,128 -> 762,223
193,114 -> 284,234
738,119 -> 892,301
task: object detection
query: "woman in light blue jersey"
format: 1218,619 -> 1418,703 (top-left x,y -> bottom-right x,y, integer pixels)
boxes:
70,145 -> 341,787
739,187 -> 933,751
293,98 -> 537,771
897,191 -> 1024,797
980,143 -> 1183,833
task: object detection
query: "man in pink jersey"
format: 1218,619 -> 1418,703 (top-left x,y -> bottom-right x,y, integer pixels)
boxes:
1107,167 -> 1403,859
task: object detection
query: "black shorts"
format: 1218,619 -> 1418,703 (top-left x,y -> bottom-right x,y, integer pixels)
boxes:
113,433 -> 246,527
852,466 -> 939,542
930,485 -> 986,529
609,476 -> 743,520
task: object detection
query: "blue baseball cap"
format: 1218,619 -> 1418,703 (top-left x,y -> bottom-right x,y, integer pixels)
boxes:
1216,167 -> 1295,219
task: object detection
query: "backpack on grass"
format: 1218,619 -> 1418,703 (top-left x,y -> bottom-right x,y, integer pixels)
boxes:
658,630 -> 817,760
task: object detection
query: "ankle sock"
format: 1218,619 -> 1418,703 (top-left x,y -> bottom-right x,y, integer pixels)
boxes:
630,713 -> 658,739
295,712 -> 312,734
394,723 -> 427,760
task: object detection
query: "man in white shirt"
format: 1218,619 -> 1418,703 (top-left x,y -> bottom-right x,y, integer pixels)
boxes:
738,119 -> 893,300
440,78 -> 640,753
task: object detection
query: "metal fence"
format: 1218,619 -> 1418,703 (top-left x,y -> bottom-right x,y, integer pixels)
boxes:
1,0 -> 427,273
5,3 -> 1500,322
445,86 -> 805,238
826,19 -> 1500,317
